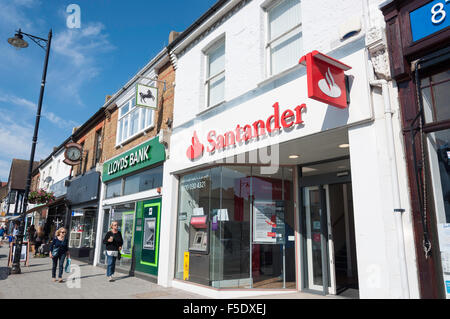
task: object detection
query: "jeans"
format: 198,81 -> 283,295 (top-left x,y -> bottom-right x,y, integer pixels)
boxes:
52,254 -> 66,278
106,254 -> 117,277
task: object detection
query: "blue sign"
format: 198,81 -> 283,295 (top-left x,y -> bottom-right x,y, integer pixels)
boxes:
446,281 -> 450,293
410,0 -> 450,42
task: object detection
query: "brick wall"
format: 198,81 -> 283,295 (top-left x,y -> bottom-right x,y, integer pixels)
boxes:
102,61 -> 175,162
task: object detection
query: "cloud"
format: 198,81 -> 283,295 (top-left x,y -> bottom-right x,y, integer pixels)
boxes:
0,112 -> 53,161
50,21 -> 115,106
0,92 -> 79,129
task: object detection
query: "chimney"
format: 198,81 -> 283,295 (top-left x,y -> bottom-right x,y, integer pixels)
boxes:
72,126 -> 79,134
168,31 -> 180,44
53,147 -> 58,152
105,95 -> 112,103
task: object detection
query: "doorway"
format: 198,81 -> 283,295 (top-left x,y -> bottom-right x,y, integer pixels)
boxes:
300,159 -> 359,296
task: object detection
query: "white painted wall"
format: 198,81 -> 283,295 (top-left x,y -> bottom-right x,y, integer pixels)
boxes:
39,148 -> 71,191
159,0 -> 420,298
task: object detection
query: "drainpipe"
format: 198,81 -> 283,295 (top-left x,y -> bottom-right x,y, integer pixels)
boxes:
369,79 -> 410,299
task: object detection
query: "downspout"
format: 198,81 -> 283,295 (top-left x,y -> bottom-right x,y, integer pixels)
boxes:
369,79 -> 410,299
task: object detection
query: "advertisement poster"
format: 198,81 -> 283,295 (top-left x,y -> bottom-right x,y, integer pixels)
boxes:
122,213 -> 134,256
253,201 -> 285,244
143,217 -> 156,250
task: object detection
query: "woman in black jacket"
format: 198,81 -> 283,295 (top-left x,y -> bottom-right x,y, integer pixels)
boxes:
49,227 -> 70,282
103,221 -> 123,282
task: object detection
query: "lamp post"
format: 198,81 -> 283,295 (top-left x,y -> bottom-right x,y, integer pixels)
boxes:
8,29 -> 52,274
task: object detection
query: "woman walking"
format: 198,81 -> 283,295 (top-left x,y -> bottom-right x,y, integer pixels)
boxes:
103,221 -> 123,282
49,227 -> 70,282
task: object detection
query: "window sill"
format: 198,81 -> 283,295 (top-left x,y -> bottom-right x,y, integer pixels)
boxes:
196,100 -> 227,117
115,125 -> 155,149
257,63 -> 304,88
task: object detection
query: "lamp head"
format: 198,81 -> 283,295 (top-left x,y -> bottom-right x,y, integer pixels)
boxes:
7,30 -> 28,49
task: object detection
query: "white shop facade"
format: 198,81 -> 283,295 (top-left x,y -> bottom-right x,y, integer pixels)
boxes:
157,0 -> 421,299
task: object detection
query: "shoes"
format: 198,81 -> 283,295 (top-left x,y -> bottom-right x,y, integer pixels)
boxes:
58,278 -> 63,283
52,278 -> 57,282
108,276 -> 115,282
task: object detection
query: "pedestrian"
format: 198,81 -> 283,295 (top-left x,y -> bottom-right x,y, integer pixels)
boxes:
103,221 -> 123,282
33,226 -> 44,257
28,225 -> 36,254
12,222 -> 19,240
0,226 -> 4,247
49,227 -> 70,283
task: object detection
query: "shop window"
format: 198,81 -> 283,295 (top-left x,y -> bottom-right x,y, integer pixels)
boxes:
117,97 -> 154,145
123,165 -> 163,196
266,0 -> 302,76
105,179 -> 122,199
421,70 -> 450,124
205,40 -> 225,108
69,211 -> 96,249
174,166 -> 296,289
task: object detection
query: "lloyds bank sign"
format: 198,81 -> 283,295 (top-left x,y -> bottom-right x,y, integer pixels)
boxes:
102,137 -> 165,183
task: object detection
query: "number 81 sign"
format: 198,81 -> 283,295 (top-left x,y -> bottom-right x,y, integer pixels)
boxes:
410,0 -> 450,42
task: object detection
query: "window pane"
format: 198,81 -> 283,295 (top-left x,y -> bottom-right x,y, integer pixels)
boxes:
208,73 -> 225,107
208,42 -> 225,77
120,102 -> 129,117
123,165 -> 163,195
105,179 -> 122,199
432,81 -> 450,122
140,108 -> 147,130
422,70 -> 450,123
122,116 -> 129,141
271,30 -> 302,75
130,108 -> 140,136
117,119 -> 123,143
146,109 -> 153,127
269,0 -> 301,41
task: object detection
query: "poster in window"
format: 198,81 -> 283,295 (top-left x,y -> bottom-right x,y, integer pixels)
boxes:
122,214 -> 134,255
143,217 -> 156,250
253,200 -> 285,244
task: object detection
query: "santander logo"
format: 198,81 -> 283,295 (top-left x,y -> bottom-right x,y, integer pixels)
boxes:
186,102 -> 306,161
186,131 -> 204,161
318,67 -> 341,98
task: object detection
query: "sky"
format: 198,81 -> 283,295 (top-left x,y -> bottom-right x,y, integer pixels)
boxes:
0,0 -> 218,182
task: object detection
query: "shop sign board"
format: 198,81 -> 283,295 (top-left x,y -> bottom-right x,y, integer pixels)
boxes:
299,50 -> 351,109
136,83 -> 158,109
409,0 -> 450,42
103,137 -> 165,182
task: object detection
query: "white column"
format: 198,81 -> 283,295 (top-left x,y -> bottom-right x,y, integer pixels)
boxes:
157,161 -> 179,287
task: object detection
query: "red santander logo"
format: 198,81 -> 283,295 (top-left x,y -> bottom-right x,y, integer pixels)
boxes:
186,131 -> 204,161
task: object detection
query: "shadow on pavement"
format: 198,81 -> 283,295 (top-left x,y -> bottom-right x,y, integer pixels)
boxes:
0,267 -> 10,280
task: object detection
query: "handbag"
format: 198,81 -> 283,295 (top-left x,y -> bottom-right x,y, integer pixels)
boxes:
51,247 -> 59,257
65,258 -> 71,273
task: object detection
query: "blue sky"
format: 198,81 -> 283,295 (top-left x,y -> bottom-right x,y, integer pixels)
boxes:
0,0 -> 217,181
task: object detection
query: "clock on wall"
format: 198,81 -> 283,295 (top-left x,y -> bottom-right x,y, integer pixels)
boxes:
63,142 -> 83,166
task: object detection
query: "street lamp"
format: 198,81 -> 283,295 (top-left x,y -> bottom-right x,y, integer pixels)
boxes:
7,28 -> 52,274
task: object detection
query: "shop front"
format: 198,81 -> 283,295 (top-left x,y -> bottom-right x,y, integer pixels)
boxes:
382,0 -> 450,299
66,170 -> 101,264
160,32 -> 420,297
96,137 -> 166,280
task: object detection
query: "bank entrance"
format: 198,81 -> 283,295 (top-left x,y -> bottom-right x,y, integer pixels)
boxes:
300,158 -> 358,296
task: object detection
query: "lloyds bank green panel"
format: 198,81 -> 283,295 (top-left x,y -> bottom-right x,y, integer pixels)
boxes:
133,197 -> 162,276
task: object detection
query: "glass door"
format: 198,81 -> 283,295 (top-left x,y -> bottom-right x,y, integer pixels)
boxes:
304,185 -> 336,294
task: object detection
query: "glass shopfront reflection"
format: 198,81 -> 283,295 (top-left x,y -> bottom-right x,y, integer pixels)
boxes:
174,165 -> 296,289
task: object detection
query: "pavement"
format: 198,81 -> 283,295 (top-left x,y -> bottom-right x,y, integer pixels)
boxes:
0,241 -> 353,299
0,242 -> 205,299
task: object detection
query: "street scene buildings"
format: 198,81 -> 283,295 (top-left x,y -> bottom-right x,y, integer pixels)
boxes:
0,0 -> 449,300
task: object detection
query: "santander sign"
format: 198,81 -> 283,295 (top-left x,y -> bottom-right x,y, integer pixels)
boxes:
186,51 -> 351,161
186,102 -> 306,161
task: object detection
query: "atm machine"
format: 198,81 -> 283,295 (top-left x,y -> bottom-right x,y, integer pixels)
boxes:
188,215 -> 210,285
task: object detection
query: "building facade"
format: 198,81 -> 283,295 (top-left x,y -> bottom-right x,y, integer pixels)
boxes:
156,0 -> 421,298
381,0 -> 450,299
93,46 -> 175,281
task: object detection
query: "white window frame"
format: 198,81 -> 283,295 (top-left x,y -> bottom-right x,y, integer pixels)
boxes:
265,0 -> 302,77
204,38 -> 226,109
115,97 -> 154,146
